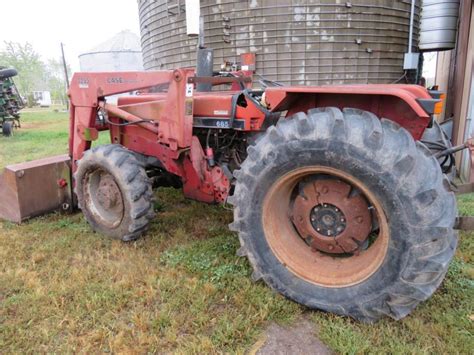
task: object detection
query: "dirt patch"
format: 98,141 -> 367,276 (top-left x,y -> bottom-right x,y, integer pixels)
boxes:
250,318 -> 332,355
19,122 -> 43,129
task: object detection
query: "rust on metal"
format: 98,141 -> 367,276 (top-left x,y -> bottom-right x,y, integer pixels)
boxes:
83,169 -> 124,229
99,101 -> 160,134
118,99 -> 166,123
292,179 -> 371,254
469,138 -> 474,183
0,155 -> 73,223
187,76 -> 252,85
454,182 -> 474,195
139,1 -> 419,86
262,166 -> 389,287
454,216 -> 474,231
77,124 -> 99,141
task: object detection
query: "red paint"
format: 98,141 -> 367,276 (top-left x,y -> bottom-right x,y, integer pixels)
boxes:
265,85 -> 433,140
68,69 -> 435,204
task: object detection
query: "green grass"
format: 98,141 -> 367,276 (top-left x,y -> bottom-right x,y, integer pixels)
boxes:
0,109 -> 109,170
0,110 -> 69,169
0,111 -> 473,353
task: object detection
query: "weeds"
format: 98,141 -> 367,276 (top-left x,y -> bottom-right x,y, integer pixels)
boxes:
0,110 -> 472,353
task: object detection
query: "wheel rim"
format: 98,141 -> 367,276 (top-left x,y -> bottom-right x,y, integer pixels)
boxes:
262,166 -> 389,287
83,168 -> 124,229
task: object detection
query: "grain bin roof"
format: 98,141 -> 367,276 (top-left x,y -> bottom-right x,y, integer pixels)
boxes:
80,30 -> 141,56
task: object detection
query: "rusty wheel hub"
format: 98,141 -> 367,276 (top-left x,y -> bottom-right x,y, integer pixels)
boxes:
310,203 -> 346,237
97,175 -> 122,209
262,166 -> 389,287
292,179 -> 371,254
84,169 -> 124,229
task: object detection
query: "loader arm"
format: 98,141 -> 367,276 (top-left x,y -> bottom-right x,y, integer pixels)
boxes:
68,69 -> 195,170
68,68 -> 232,204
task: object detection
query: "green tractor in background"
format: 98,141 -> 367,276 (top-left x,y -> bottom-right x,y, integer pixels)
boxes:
0,67 -> 23,137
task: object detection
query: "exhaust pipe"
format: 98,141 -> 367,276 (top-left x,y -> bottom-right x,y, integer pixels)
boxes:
196,48 -> 214,92
185,0 -> 214,92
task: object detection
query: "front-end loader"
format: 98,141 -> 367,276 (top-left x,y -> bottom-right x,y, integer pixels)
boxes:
1,61 -> 472,322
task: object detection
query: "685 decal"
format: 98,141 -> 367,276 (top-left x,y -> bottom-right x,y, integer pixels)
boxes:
216,120 -> 230,128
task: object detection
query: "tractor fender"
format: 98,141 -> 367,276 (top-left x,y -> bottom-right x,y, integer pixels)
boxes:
264,85 -> 436,140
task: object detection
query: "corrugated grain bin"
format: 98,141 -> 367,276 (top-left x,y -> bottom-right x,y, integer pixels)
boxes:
79,30 -> 144,72
138,0 -> 420,85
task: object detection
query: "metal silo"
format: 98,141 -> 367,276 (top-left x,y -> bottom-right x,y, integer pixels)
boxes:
138,0 -> 420,85
419,0 -> 460,51
79,30 -> 144,72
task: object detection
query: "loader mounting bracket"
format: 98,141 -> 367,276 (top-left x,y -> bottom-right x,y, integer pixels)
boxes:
454,216 -> 474,231
453,181 -> 474,231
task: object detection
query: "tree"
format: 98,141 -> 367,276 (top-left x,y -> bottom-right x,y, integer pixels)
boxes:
0,42 -> 71,107
0,42 -> 45,104
45,58 -> 71,106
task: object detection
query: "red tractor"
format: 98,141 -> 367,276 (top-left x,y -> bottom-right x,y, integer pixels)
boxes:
62,65 -> 461,322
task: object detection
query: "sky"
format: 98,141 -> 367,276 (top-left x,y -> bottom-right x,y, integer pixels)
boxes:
0,0 -> 141,72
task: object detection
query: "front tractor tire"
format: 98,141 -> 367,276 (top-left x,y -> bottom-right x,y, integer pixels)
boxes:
229,107 -> 458,322
75,145 -> 154,241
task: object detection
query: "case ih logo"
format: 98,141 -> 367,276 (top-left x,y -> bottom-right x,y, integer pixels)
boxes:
107,77 -> 125,84
106,77 -> 139,84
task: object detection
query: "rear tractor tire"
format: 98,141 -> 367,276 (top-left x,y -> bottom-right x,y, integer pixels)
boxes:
74,144 -> 155,241
229,107 -> 458,322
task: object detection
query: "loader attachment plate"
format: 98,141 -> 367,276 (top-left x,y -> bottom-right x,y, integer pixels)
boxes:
0,155 -> 73,223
